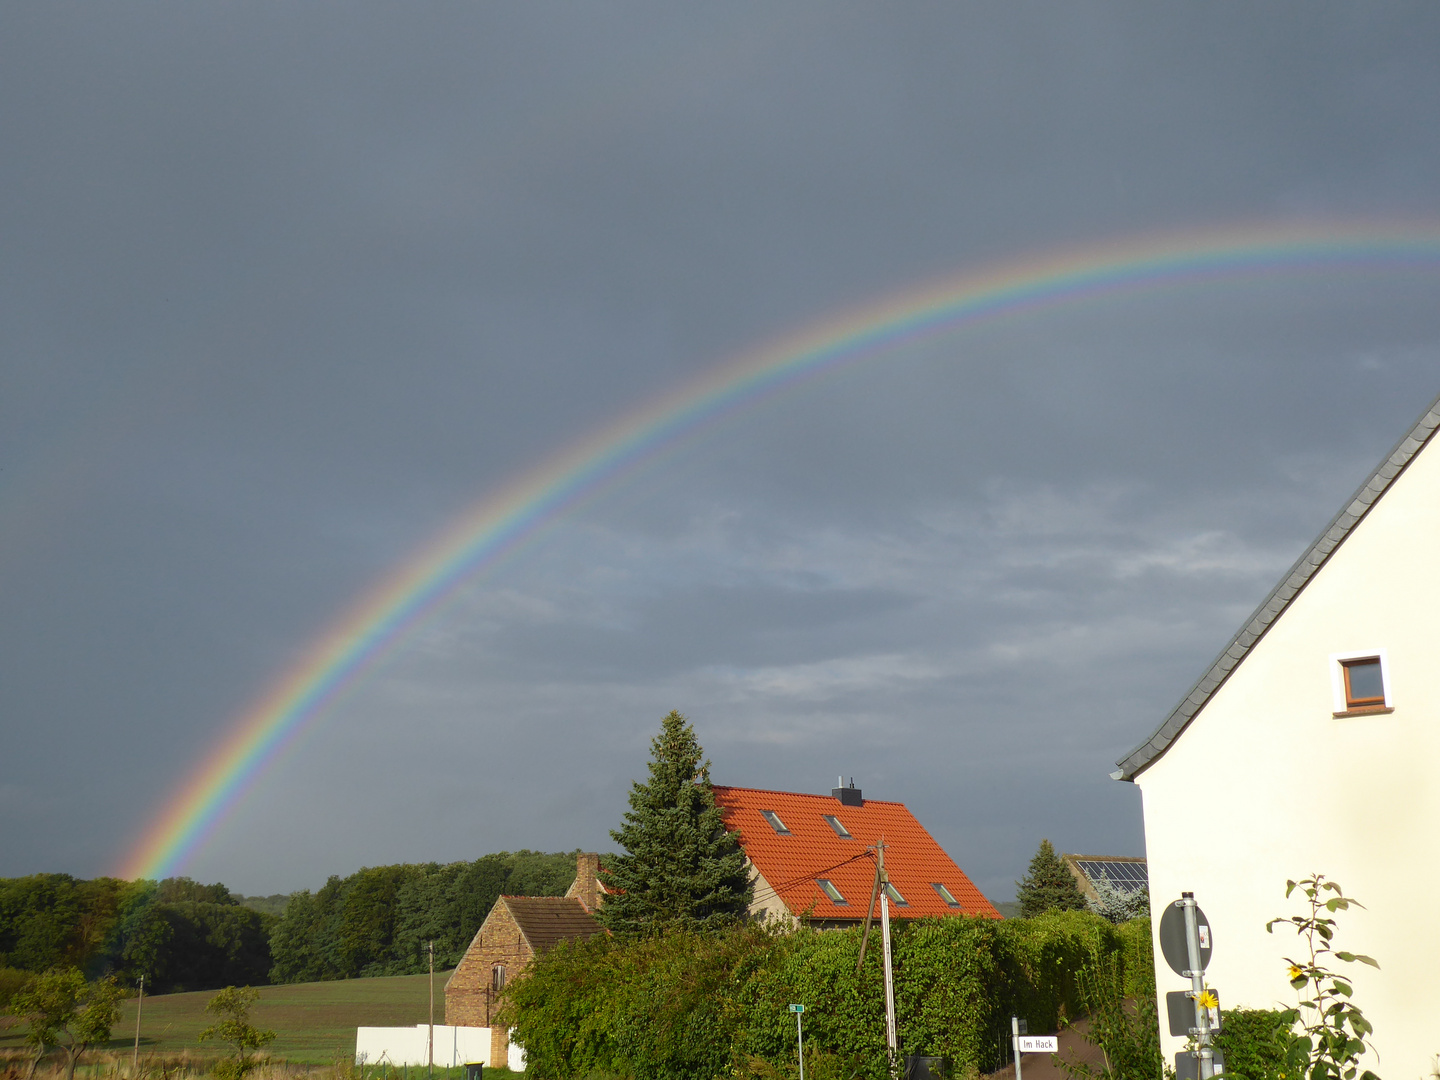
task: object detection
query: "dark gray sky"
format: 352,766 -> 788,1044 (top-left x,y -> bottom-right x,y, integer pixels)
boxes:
3,3 -> 1438,902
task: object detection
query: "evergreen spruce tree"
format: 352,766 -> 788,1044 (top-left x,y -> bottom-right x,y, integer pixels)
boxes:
1016,838 -> 1088,917
598,710 -> 753,935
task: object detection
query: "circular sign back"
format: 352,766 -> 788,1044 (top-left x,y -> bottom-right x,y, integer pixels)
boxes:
1158,900 -> 1213,976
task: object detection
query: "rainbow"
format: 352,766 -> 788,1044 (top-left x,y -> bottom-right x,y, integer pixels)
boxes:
118,220 -> 1440,881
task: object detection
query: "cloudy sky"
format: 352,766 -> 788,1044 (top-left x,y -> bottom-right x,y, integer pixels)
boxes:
3,4 -> 1438,902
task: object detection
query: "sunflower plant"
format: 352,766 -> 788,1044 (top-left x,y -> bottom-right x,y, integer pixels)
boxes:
1266,876 -> 1379,1080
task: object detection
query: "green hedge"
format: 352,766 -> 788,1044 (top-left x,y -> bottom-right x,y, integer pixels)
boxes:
1213,1008 -> 1295,1080
502,911 -> 1140,1080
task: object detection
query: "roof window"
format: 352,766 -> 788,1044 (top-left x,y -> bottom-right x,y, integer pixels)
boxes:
817,879 -> 848,904
883,883 -> 908,906
931,882 -> 961,907
1331,650 -> 1392,716
760,810 -> 790,835
822,814 -> 852,839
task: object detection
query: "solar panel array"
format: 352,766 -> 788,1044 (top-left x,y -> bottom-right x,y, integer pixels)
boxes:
1075,859 -> 1148,893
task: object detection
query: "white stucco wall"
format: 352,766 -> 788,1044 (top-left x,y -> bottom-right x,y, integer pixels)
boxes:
1134,435 -> 1440,1077
355,1024 -> 494,1068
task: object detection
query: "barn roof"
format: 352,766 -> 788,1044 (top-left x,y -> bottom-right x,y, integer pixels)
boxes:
712,785 -> 999,921
501,895 -> 603,954
1114,390 -> 1440,782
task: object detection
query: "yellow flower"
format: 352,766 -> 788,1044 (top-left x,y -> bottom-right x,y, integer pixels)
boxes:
1288,965 -> 1304,981
1197,990 -> 1218,1009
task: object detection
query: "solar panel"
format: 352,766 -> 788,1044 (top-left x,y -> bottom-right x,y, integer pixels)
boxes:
1075,859 -> 1148,893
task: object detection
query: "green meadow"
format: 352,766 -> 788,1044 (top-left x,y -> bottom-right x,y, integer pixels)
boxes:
0,970 -> 520,1069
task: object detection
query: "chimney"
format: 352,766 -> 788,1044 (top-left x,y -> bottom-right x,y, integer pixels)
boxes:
831,777 -> 863,807
567,852 -> 602,912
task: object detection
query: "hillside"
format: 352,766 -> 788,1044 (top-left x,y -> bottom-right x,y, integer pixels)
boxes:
0,971 -> 457,1065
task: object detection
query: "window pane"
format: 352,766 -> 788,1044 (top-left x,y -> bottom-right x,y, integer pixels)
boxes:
884,883 -> 907,906
817,879 -> 847,904
1345,659 -> 1384,703
823,815 -> 852,838
761,810 -> 790,834
931,882 -> 960,906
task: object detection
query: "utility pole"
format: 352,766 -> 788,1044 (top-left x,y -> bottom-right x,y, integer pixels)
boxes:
132,974 -> 144,1070
428,940 -> 435,1078
878,840 -> 898,1061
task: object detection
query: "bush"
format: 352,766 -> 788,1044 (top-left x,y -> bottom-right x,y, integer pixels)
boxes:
504,911 -> 1129,1080
1213,1009 -> 1296,1080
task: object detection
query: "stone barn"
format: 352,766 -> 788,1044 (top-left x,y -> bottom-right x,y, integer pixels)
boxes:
444,852 -> 605,1065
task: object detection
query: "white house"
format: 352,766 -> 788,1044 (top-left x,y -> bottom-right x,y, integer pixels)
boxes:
1114,392 -> 1440,1077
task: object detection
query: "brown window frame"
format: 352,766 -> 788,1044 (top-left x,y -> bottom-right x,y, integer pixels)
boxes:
1341,657 -> 1386,709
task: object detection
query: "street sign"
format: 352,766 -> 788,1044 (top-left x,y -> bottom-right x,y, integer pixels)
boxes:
1159,901 -> 1212,975
1166,991 -> 1221,1037
1018,1036 -> 1058,1054
789,1003 -> 805,1013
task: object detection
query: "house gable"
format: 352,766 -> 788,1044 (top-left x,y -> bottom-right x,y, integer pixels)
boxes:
1126,389 -> 1440,1077
1115,391 -> 1440,780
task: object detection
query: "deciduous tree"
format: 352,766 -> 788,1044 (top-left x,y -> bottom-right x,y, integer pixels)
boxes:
197,985 -> 276,1080
10,968 -> 124,1080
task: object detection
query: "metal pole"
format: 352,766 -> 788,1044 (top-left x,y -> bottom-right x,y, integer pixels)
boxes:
1180,894 -> 1214,1079
796,1008 -> 805,1080
132,974 -> 143,1070
428,941 -> 435,1078
879,841 -> 898,1067
1011,1016 -> 1023,1080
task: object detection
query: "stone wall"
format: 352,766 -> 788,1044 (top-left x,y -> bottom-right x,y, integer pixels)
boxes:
443,899 -> 532,1029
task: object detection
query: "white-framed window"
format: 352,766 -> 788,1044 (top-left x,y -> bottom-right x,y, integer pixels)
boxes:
1329,649 -> 1392,715
816,878 -> 847,905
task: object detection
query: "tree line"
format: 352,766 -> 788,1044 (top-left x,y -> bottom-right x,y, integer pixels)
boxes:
0,850 -> 578,997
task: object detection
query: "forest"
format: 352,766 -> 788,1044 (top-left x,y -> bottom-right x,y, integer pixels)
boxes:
0,850 -> 578,996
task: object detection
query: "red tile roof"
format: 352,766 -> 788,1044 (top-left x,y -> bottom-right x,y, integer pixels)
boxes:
713,785 -> 999,921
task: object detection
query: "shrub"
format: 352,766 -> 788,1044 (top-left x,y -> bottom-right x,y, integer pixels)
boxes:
1214,1009 -> 1297,1080
504,910 -> 1128,1080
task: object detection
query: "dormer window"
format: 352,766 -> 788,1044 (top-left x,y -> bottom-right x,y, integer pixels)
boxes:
761,810 -> 790,834
822,814 -> 852,839
1331,650 -> 1392,716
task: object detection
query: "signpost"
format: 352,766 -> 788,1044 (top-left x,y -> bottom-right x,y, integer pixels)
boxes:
1161,894 -> 1221,1080
790,1004 -> 805,1080
1010,1018 -> 1056,1080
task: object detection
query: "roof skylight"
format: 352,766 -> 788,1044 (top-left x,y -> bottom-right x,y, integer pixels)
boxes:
817,879 -> 847,904
883,882 -> 908,906
931,882 -> 961,907
760,810 -> 790,835
822,814 -> 852,838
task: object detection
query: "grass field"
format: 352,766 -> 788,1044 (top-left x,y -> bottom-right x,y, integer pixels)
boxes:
0,970 -> 521,1069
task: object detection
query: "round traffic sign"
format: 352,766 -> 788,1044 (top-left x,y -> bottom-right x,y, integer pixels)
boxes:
1158,900 -> 1212,976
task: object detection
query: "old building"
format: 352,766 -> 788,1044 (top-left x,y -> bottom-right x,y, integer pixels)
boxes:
444,852 -> 605,1065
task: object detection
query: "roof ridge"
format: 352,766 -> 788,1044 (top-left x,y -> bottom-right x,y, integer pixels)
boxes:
1114,389 -> 1440,781
712,784 -> 903,806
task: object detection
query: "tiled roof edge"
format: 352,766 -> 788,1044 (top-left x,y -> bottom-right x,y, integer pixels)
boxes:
1113,391 -> 1440,782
